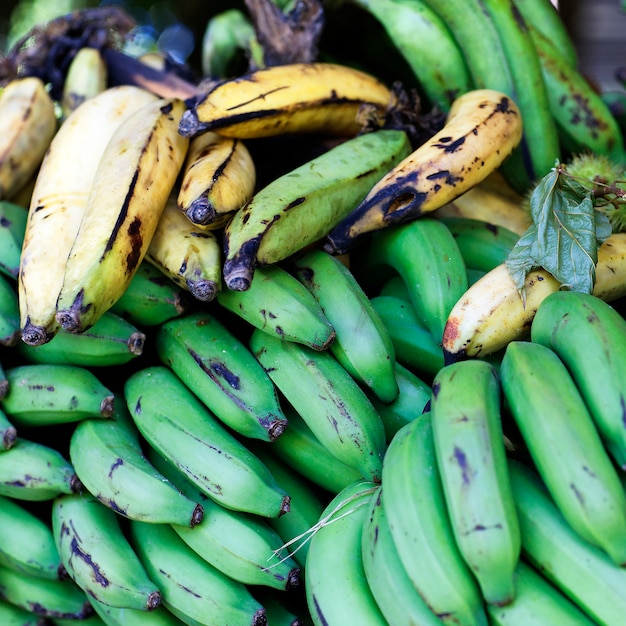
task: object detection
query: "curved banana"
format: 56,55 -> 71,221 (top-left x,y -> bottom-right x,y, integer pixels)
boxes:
18,85 -> 159,346
0,77 -> 57,202
0,200 -> 28,280
55,97 -> 189,334
89,596 -> 185,626
0,597 -> 58,626
324,89 -> 523,254
179,62 -> 394,139
61,47 -> 108,119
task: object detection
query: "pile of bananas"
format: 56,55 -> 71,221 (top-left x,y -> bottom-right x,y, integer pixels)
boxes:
0,0 -> 626,625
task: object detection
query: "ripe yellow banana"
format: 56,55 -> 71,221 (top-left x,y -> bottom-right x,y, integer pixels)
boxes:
61,47 -> 108,119
178,62 -> 394,139
0,77 -> 57,202
18,85 -> 159,346
55,97 -> 189,334
325,89 -> 524,254
442,232 -> 626,360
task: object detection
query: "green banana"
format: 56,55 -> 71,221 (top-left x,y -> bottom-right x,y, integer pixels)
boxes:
291,248 -> 398,403
361,486 -> 445,625
0,408 -> 16,450
0,566 -> 92,620
0,494 -> 63,580
431,359 -> 521,606
0,438 -> 80,501
0,364 -> 114,427
486,559 -> 595,625
350,0 -> 472,111
69,401 -> 204,527
508,459 -> 626,625
222,128 -> 412,291
148,448 -> 302,591
124,365 -> 290,518
0,597 -> 52,626
250,328 -> 387,483
0,200 -> 27,280
128,520 -> 267,626
250,588 -> 304,626
304,480 -> 387,626
156,311 -> 288,442
15,311 -> 146,368
354,217 -> 468,344
89,596 -> 186,626
109,261 -> 192,328
500,340 -> 626,566
51,492 -> 161,610
381,412 -> 488,625
216,264 -> 336,351
0,272 -> 19,346
530,287 -> 626,469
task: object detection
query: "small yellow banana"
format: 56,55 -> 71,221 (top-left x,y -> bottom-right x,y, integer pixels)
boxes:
0,77 -> 57,202
325,89 -> 524,254
178,62 -> 393,139
55,97 -> 189,334
61,47 -> 108,119
177,130 -> 256,229
442,232 -> 626,360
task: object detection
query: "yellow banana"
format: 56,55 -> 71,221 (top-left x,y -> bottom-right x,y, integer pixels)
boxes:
442,232 -> 626,360
145,196 -> 222,302
55,97 -> 189,334
18,85 -> 159,346
178,62 -> 393,139
325,89 -> 524,254
61,47 -> 108,119
177,130 -> 256,228
0,77 -> 57,202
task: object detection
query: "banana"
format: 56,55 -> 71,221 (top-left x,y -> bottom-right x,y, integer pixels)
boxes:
431,359 -> 521,606
145,197 -> 222,302
0,272 -> 20,346
367,361 -> 432,442
361,486 -> 447,626
216,264 -> 336,351
69,401 -> 204,528
381,412 -> 488,625
0,363 -> 114,428
324,89 -> 523,254
250,327 -> 387,483
156,311 -> 288,442
486,559 -> 595,626
250,588 -> 303,626
304,480 -> 387,626
89,596 -> 186,626
500,340 -> 626,566
128,520 -> 268,626
0,408 -> 16,450
0,437 -> 80,501
223,128 -> 411,291
55,97 -> 189,334
18,85 -> 159,346
442,232 -> 626,360
0,200 -> 27,280
109,261 -> 192,327
0,494 -> 63,580
291,248 -> 399,403
0,566 -> 93,620
530,24 -> 626,163
508,459 -> 626,626
353,217 -> 468,345
254,403 -> 364,495
177,130 -> 256,228
124,365 -> 290,518
147,448 -> 302,591
0,597 -> 52,626
61,47 -> 108,119
0,77 -> 57,202
15,311 -> 146,368
531,290 -> 626,469
51,492 -> 161,611
179,62 -> 394,139
350,0 -> 472,111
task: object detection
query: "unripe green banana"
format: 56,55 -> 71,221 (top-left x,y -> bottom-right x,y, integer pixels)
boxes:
0,597 -> 52,626
216,264 -> 336,351
0,408 -> 16,450
250,328 -> 387,483
0,200 -> 27,280
0,364 -> 114,427
52,492 -> 161,610
124,365 -> 290,518
431,359 -> 521,606
501,340 -> 626,566
156,311 -> 288,442
0,272 -> 19,346
89,596 -> 185,626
